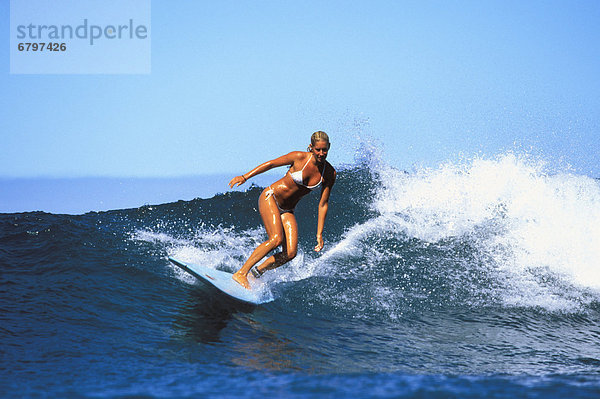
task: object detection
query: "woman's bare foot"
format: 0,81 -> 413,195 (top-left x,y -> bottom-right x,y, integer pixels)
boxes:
232,272 -> 250,289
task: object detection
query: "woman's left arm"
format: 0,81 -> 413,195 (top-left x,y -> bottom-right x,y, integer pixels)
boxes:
314,166 -> 336,252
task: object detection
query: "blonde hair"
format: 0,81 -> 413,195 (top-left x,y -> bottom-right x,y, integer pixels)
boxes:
309,131 -> 330,150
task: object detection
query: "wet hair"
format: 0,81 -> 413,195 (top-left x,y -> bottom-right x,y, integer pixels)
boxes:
309,131 -> 330,150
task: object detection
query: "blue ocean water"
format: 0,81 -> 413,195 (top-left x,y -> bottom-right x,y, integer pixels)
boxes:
2,153 -> 600,398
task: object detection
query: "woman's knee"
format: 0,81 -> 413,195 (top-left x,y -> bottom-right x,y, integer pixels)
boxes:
286,247 -> 297,260
272,250 -> 295,267
268,233 -> 284,248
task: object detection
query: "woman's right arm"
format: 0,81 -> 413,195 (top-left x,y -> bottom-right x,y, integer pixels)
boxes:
228,152 -> 301,188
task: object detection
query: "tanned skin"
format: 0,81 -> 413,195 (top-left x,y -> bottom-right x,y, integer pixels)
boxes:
228,140 -> 336,289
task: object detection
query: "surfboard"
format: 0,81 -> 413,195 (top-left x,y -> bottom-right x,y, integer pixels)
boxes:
168,257 -> 262,305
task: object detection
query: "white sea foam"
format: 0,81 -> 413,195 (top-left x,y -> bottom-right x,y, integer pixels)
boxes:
319,152 -> 600,311
132,225 -> 278,301
132,225 -> 263,271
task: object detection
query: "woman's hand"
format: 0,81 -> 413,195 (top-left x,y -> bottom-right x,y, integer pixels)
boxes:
314,235 -> 324,252
228,175 -> 247,188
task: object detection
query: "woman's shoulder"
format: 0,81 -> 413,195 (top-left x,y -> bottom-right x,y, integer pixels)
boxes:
286,151 -> 310,160
286,151 -> 312,166
274,151 -> 308,167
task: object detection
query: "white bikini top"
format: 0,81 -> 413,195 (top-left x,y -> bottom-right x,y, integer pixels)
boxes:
288,154 -> 324,190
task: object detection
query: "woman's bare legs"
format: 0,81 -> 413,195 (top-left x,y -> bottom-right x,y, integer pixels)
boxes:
233,189 -> 291,289
254,212 -> 298,273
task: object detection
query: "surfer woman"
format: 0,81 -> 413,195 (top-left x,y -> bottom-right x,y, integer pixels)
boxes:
228,131 -> 336,289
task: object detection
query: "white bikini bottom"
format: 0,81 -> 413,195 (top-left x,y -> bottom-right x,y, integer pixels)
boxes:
265,186 -> 294,214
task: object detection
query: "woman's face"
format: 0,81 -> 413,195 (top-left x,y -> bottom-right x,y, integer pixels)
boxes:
312,140 -> 330,163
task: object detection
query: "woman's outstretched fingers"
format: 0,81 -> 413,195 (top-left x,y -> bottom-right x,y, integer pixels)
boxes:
228,176 -> 244,188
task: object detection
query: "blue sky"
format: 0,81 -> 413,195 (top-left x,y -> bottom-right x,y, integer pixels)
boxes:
2,0 -> 600,178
